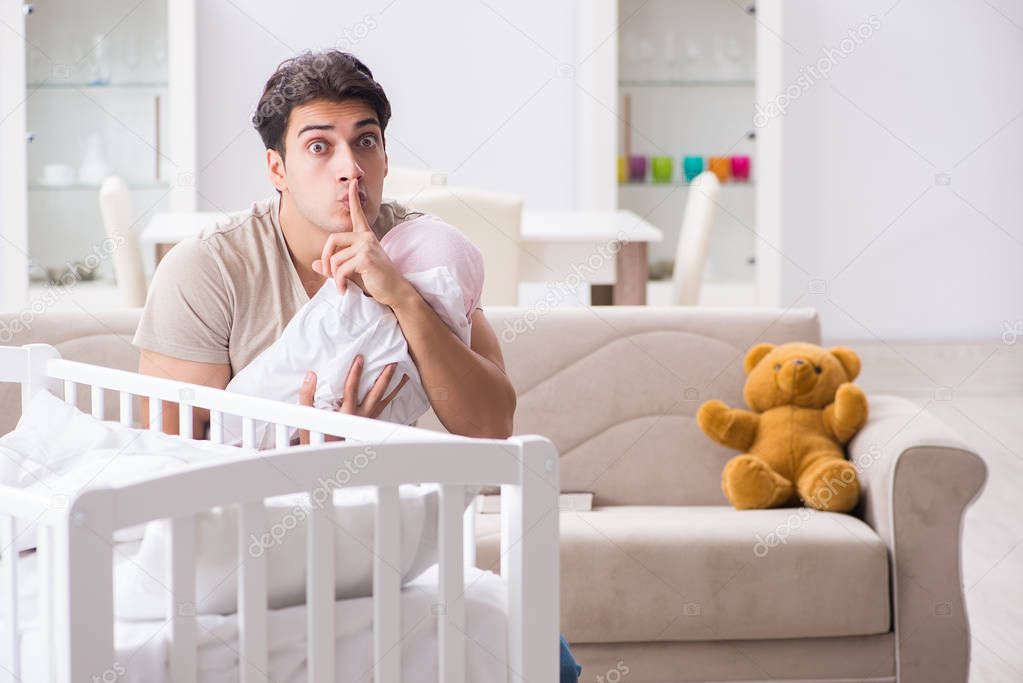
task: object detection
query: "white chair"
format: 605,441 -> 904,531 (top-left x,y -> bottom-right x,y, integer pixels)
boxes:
383,165 -> 446,203
408,186 -> 523,307
672,171 -> 720,305
98,176 -> 148,308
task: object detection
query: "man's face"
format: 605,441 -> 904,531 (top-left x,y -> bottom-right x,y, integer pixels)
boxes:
268,98 -> 387,232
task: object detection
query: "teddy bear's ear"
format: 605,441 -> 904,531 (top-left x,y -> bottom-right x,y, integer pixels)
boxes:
743,343 -> 775,375
830,346 -> 861,380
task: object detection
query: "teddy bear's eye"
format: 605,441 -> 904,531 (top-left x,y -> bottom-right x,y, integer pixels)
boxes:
814,366 -> 821,374
773,364 -> 781,371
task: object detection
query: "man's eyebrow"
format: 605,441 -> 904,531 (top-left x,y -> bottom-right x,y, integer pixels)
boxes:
297,123 -> 333,136
296,118 -> 380,137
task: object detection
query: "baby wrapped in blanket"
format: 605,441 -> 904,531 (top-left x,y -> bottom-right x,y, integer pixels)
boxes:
224,212 -> 484,448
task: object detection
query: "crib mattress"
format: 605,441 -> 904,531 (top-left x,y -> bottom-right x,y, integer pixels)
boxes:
2,549 -> 509,683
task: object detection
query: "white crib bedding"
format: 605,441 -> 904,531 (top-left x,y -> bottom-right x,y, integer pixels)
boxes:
3,550 -> 510,683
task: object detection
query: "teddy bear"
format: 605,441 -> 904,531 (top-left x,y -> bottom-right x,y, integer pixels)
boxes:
697,342 -> 868,513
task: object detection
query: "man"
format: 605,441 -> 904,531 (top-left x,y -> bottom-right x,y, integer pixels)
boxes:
134,50 -> 515,441
133,49 -> 581,681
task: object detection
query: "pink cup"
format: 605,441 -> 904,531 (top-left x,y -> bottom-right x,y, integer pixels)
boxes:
731,156 -> 751,182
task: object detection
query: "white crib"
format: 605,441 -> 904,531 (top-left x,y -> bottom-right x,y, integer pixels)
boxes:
0,343 -> 560,683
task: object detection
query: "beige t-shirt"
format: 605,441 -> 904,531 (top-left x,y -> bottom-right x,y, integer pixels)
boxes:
132,194 -> 421,377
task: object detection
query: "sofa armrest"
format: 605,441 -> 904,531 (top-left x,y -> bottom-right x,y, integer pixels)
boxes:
850,394 -> 987,683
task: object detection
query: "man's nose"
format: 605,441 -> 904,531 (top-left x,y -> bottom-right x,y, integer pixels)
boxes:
332,146 -> 364,183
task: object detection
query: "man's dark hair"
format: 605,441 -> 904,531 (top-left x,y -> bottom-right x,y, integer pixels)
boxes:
252,50 -> 391,157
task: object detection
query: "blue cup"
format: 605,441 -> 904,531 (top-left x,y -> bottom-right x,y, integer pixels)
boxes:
683,156 -> 704,182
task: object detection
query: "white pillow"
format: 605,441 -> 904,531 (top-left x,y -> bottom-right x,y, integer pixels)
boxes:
0,391 -> 474,614
224,267 -> 470,449
114,483 -> 467,618
0,390 -> 240,551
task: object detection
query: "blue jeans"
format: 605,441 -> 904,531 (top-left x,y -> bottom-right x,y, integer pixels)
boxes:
560,634 -> 581,682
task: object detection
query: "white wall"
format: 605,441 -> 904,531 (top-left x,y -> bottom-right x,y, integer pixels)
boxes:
194,0 -> 578,214
765,0 -> 1023,340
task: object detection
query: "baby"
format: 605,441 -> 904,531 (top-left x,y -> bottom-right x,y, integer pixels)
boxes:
224,211 -> 484,448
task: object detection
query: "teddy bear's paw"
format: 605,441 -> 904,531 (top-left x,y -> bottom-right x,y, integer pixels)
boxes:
722,454 -> 794,510
834,383 -> 868,425
798,458 -> 860,512
697,400 -> 730,433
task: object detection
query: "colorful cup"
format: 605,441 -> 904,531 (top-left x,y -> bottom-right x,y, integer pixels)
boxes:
628,155 -> 648,182
730,155 -> 751,181
708,156 -> 731,183
651,156 -> 674,183
617,156 -> 628,183
682,156 -> 704,182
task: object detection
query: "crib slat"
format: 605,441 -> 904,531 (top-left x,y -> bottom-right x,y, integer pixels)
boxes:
179,403 -> 193,440
167,516 -> 197,683
1,517 -> 20,683
310,431 -> 325,445
242,417 -> 256,449
90,385 -> 105,420
274,424 -> 290,449
38,525 -> 54,683
374,486 -> 401,683
119,391 -> 134,427
63,380 -> 76,405
149,397 -> 163,432
306,495 -> 335,683
238,501 -> 268,683
463,495 -> 478,568
63,490 -> 115,683
439,485 -> 467,683
210,410 -> 224,444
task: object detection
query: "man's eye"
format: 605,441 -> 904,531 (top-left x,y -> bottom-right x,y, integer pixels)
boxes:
359,135 -> 378,149
308,141 -> 328,154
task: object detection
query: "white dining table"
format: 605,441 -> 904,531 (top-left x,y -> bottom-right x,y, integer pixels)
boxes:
140,208 -> 664,305
519,209 -> 663,305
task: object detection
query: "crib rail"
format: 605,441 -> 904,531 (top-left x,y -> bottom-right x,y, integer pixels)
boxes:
0,344 -> 560,683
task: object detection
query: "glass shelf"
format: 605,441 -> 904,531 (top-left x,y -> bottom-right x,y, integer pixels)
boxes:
619,79 -> 755,88
27,81 -> 169,90
29,181 -> 170,191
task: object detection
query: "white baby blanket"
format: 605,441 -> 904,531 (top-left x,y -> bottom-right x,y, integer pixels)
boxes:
224,214 -> 484,447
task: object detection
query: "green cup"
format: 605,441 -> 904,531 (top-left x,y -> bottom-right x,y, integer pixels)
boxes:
651,156 -> 674,183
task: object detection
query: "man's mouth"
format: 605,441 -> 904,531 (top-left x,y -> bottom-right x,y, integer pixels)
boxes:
340,191 -> 368,207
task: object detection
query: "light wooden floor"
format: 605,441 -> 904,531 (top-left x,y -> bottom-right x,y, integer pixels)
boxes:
842,340 -> 1023,682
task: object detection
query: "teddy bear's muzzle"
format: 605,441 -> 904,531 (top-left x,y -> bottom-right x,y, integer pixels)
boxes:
776,358 -> 818,395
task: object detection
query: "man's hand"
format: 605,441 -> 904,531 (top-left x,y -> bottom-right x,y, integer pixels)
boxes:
311,178 -> 417,309
296,354 -> 410,444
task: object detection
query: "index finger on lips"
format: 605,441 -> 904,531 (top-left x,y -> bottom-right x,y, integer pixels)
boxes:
350,178 -> 370,233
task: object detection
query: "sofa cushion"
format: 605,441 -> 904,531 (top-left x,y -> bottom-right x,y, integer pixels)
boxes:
475,505 -> 890,643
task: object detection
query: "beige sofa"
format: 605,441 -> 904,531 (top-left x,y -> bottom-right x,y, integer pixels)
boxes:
0,306 -> 985,683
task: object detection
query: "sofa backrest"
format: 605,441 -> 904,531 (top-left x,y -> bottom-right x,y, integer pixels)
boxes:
0,309 -> 143,435
0,306 -> 821,506
420,306 -> 821,506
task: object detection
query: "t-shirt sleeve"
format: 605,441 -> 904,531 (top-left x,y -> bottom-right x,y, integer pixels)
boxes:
132,238 -> 233,365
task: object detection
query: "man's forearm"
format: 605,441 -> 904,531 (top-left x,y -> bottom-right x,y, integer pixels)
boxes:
391,288 -> 515,438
